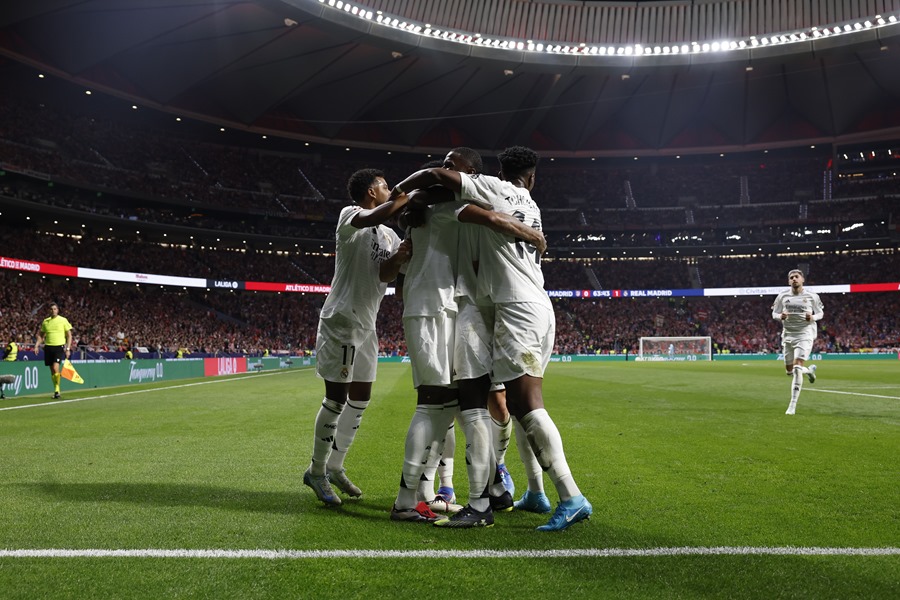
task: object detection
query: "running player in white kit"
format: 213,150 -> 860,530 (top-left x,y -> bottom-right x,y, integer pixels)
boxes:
772,269 -> 824,415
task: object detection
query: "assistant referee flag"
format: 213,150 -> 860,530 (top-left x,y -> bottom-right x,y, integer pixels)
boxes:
60,359 -> 84,384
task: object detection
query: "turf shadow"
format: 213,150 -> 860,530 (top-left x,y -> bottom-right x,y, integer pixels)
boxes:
27,481 -> 334,515
28,481 -> 402,522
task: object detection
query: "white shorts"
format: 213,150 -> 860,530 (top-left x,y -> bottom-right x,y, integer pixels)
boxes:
492,302 -> 555,383
404,310 -> 456,388
315,314 -> 379,383
782,336 -> 814,364
453,299 -> 494,381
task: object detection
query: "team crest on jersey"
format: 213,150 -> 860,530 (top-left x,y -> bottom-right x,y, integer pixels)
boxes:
340,367 -> 349,379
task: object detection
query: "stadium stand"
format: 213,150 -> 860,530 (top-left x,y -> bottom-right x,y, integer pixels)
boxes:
1,81 -> 897,359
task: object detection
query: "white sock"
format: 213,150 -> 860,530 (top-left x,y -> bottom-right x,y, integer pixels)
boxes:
492,416 -> 512,465
326,399 -> 369,473
487,416 -> 513,497
421,406 -> 458,500
459,408 -> 493,512
513,417 -> 544,495
787,366 -> 804,413
309,398 -> 342,477
417,441 -> 442,503
520,408 -> 581,502
396,403 -> 455,509
438,417 -> 457,491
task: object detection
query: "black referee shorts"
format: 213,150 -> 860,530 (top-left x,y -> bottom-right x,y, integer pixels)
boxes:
44,345 -> 66,367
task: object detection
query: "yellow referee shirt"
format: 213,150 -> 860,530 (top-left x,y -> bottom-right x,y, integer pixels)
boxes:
40,316 -> 73,346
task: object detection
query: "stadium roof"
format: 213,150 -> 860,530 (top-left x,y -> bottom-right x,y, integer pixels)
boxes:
2,0 -> 900,157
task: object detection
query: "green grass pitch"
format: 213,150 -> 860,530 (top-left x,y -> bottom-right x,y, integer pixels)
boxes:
1,360 -> 897,599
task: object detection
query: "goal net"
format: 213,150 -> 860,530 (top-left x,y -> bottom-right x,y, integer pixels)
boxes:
638,336 -> 712,361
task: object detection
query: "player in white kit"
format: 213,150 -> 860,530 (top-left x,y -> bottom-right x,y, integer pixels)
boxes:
389,146 -> 590,531
390,148 -> 547,524
772,269 -> 824,415
303,168 -> 409,506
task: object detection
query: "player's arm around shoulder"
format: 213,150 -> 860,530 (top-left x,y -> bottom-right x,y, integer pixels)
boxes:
350,193 -> 409,229
457,204 -> 547,255
395,167 -> 463,196
379,238 -> 412,283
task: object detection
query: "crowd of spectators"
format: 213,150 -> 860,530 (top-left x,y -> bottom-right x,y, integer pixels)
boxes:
3,246 -> 897,359
6,218 -> 895,294
0,228 -> 336,284
551,292 -> 899,355
545,250 -> 899,290
1,87 -> 897,361
0,272 -> 289,356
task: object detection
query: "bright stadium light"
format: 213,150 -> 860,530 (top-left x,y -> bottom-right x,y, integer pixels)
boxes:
314,1 -> 900,60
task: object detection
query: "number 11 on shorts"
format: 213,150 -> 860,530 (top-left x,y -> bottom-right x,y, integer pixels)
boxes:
341,344 -> 356,366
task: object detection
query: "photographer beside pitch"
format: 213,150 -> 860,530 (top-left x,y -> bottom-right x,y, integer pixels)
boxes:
34,302 -> 74,399
772,269 -> 824,415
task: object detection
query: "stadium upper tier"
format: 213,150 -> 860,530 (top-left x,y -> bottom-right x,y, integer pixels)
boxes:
1,84 -> 898,256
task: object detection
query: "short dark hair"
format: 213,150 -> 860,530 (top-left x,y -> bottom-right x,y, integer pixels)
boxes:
449,147 -> 483,173
497,146 -> 538,179
346,168 -> 385,203
49,302 -> 59,310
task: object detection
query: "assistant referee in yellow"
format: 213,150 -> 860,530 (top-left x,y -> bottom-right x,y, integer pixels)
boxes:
35,302 -> 73,399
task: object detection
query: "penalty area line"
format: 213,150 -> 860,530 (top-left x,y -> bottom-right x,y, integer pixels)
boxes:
0,368 -> 315,412
807,388 -> 900,401
0,547 -> 898,559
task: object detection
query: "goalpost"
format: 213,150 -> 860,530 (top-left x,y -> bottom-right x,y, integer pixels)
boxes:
638,336 -> 712,361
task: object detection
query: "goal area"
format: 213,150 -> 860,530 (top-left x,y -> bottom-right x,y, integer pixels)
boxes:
638,337 -> 712,361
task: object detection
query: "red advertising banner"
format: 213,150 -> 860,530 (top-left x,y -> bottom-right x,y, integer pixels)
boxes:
849,282 -> 900,293
0,256 -> 78,277
244,281 -> 332,293
203,357 -> 248,377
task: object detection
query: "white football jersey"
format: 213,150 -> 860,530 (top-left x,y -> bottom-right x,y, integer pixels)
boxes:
771,288 -> 824,340
458,173 -> 549,307
402,201 -> 463,317
320,205 -> 402,330
455,221 -> 481,303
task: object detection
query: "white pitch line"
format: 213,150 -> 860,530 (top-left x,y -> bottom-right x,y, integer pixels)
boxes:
1,547 -> 899,559
0,547 -> 898,560
807,388 -> 900,401
0,368 -> 314,412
